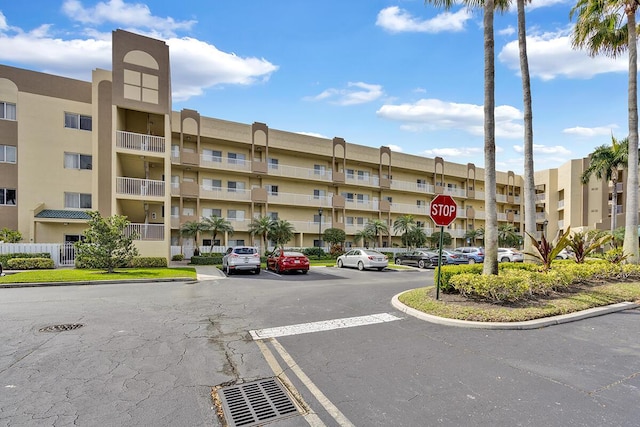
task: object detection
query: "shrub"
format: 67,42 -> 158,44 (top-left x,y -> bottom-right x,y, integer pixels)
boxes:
0,252 -> 51,268
7,257 -> 54,270
128,257 -> 167,268
450,273 -> 531,303
190,256 -> 222,265
329,244 -> 344,258
303,247 -> 327,258
171,254 -> 185,261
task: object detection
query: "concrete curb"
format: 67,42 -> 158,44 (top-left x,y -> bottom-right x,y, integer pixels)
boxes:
0,277 -> 196,289
391,290 -> 640,330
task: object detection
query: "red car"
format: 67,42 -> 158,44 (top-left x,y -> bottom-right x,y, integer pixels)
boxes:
267,249 -> 310,274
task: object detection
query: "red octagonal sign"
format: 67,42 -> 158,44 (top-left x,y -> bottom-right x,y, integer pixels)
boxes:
430,194 -> 458,227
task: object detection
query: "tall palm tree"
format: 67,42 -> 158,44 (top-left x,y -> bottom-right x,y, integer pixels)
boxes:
248,215 -> 274,255
580,136 -> 628,233
268,219 -> 295,248
498,223 -> 521,247
571,0 -> 638,264
393,214 -> 416,246
365,219 -> 389,248
464,228 -> 484,246
179,220 -> 206,255
354,229 -> 374,249
202,215 -> 234,251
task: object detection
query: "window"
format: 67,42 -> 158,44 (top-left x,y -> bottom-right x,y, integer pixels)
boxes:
357,194 -> 369,204
268,212 -> 279,220
183,207 -> 195,216
202,178 -> 222,190
64,112 -> 92,131
64,192 -> 91,209
228,239 -> 245,246
0,145 -> 16,163
268,158 -> 279,169
314,189 -> 326,199
227,209 -> 245,221
228,152 -> 246,164
203,239 -> 221,247
346,169 -> 355,179
64,153 -> 92,170
357,170 -> 370,181
417,200 -> 426,207
203,149 -> 222,162
0,102 -> 16,120
416,221 -> 424,228
171,145 -> 180,158
356,217 -> 365,225
384,196 -> 392,203
0,188 -> 16,205
228,181 -> 245,192
314,164 -> 326,175
203,208 -> 222,218
265,185 -> 278,196
341,192 -> 354,201
417,179 -> 426,189
171,206 -> 179,216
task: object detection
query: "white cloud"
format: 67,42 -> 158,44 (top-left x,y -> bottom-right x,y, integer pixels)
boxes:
498,30 -> 627,80
387,144 -> 403,152
295,131 -> 329,139
377,98 -> 524,138
62,0 -> 196,37
376,6 -> 472,34
562,125 -> 618,137
498,26 -> 515,36
512,144 -> 571,155
0,12 -> 8,31
527,0 -> 573,11
305,82 -> 384,106
422,147 -> 483,157
0,9 -> 277,102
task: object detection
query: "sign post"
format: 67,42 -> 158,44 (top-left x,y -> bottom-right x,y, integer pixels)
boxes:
429,194 -> 458,300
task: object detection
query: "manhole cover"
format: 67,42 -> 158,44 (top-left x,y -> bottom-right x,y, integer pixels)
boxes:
218,378 -> 299,427
39,324 -> 84,333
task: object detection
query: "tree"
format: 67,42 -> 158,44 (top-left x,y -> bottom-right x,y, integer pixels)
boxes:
402,226 -> 428,249
202,215 -> 234,251
180,220 -> 207,255
464,228 -> 484,246
248,215 -> 275,255
498,223 -> 521,248
365,219 -> 389,248
571,0 -> 639,264
268,219 -> 295,248
75,211 -> 139,273
354,229 -> 374,248
323,228 -> 346,246
0,228 -> 22,243
579,136 -> 628,233
428,230 -> 452,248
393,215 -> 416,238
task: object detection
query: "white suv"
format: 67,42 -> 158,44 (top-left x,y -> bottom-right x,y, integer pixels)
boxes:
222,246 -> 261,275
497,248 -> 524,263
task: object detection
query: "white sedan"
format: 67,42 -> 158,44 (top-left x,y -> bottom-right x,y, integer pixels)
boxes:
337,249 -> 389,271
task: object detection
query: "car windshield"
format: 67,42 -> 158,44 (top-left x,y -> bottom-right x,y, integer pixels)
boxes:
283,252 -> 304,257
234,247 -> 256,255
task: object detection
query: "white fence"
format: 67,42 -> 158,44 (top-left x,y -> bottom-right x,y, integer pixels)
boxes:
0,243 -> 75,268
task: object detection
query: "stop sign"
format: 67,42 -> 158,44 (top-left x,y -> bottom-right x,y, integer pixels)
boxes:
430,194 -> 457,227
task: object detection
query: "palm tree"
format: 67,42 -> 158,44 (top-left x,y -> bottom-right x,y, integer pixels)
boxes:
179,220 -> 206,255
580,136 -> 628,233
202,215 -> 234,251
248,215 -> 275,255
498,223 -> 521,248
393,214 -> 416,247
402,226 -> 428,249
464,228 -> 484,246
268,219 -> 295,248
354,229 -> 374,249
571,0 -> 638,264
365,219 -> 389,248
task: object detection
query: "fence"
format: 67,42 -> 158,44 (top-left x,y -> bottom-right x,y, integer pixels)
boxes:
0,243 -> 75,267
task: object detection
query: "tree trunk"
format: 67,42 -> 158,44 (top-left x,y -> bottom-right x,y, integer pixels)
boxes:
624,9 -> 639,263
518,0 -> 537,263
483,0 -> 499,275
611,175 -> 618,233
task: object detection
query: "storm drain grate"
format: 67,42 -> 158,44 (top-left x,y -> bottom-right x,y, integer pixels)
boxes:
218,378 -> 299,427
39,324 -> 84,333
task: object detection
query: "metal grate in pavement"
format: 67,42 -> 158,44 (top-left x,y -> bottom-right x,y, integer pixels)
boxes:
218,378 -> 299,426
39,324 -> 84,332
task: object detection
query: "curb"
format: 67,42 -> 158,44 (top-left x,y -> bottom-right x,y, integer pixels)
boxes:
391,290 -> 640,330
0,277 -> 197,289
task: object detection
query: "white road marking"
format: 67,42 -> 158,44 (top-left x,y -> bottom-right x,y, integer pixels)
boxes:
250,313 -> 402,340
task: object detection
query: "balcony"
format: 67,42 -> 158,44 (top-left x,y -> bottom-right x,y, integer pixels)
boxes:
344,199 -> 378,211
443,187 -> 466,198
390,203 -> 428,215
345,174 -> 380,187
124,223 -> 165,240
558,200 -> 565,209
267,164 -> 332,182
267,192 -> 332,208
535,193 -> 546,202
116,130 -> 165,153
170,215 -> 179,228
390,180 -> 435,194
200,154 -> 251,172
289,220 -> 328,233
535,212 -> 546,221
199,186 -> 251,201
116,177 -> 165,197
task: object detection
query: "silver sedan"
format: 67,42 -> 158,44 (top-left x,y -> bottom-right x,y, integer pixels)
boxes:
337,249 -> 389,271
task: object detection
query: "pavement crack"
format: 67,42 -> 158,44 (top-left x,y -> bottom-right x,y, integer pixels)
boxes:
589,370 -> 640,395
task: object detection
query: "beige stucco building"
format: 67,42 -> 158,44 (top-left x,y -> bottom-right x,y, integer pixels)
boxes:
0,30 -> 622,259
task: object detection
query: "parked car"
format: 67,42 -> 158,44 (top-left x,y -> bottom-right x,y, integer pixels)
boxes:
337,249 -> 388,271
267,249 -> 310,274
394,250 -> 443,269
440,250 -> 469,265
454,247 -> 485,264
222,246 -> 261,275
497,248 -> 524,263
556,248 -> 573,260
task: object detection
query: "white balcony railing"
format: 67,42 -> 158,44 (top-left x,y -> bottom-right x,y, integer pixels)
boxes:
289,220 -> 329,233
200,155 -> 251,172
124,223 -> 165,240
345,174 -> 380,187
558,200 -> 565,209
390,203 -> 428,215
116,130 -> 165,153
344,199 -> 378,211
199,186 -> 251,201
536,212 -> 546,221
267,192 -> 332,207
535,193 -> 546,202
496,194 -> 507,203
444,187 -> 466,198
116,177 -> 165,197
390,180 -> 435,194
267,164 -> 332,181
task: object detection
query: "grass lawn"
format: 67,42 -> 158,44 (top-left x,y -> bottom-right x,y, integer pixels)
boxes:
0,267 -> 197,284
399,283 -> 640,322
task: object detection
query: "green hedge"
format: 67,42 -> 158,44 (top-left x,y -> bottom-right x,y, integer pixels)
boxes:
128,257 -> 167,268
190,255 -> 222,265
171,254 -> 184,261
7,257 -> 55,270
0,252 -> 51,268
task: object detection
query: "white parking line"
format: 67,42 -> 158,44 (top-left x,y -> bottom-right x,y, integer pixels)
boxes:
249,313 -> 402,340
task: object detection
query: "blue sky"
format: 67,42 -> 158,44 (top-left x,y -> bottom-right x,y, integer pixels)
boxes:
0,0 -> 632,173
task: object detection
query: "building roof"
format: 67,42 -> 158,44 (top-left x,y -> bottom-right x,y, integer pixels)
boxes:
35,209 -> 91,220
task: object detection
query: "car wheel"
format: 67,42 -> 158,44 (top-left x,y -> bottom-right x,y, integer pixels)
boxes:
337,259 -> 344,268
377,267 -> 385,271
501,257 -> 510,263
395,258 -> 402,265
357,261 -> 364,271
255,267 -> 261,275
302,270 -> 308,274
468,258 -> 476,264
418,260 -> 425,269
225,265 -> 232,275
275,264 -> 282,274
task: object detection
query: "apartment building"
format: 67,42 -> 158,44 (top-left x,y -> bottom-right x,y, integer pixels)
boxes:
0,29 -> 619,259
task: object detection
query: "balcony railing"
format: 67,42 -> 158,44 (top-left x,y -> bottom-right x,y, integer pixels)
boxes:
289,220 -> 329,233
390,203 -> 428,215
345,174 -> 380,187
116,177 -> 165,197
344,199 -> 378,211
124,223 -> 165,240
116,130 -> 165,153
200,155 -> 251,172
390,180 -> 435,194
443,187 -> 466,198
267,192 -> 332,207
267,164 -> 332,181
535,193 -> 546,202
199,186 -> 251,201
